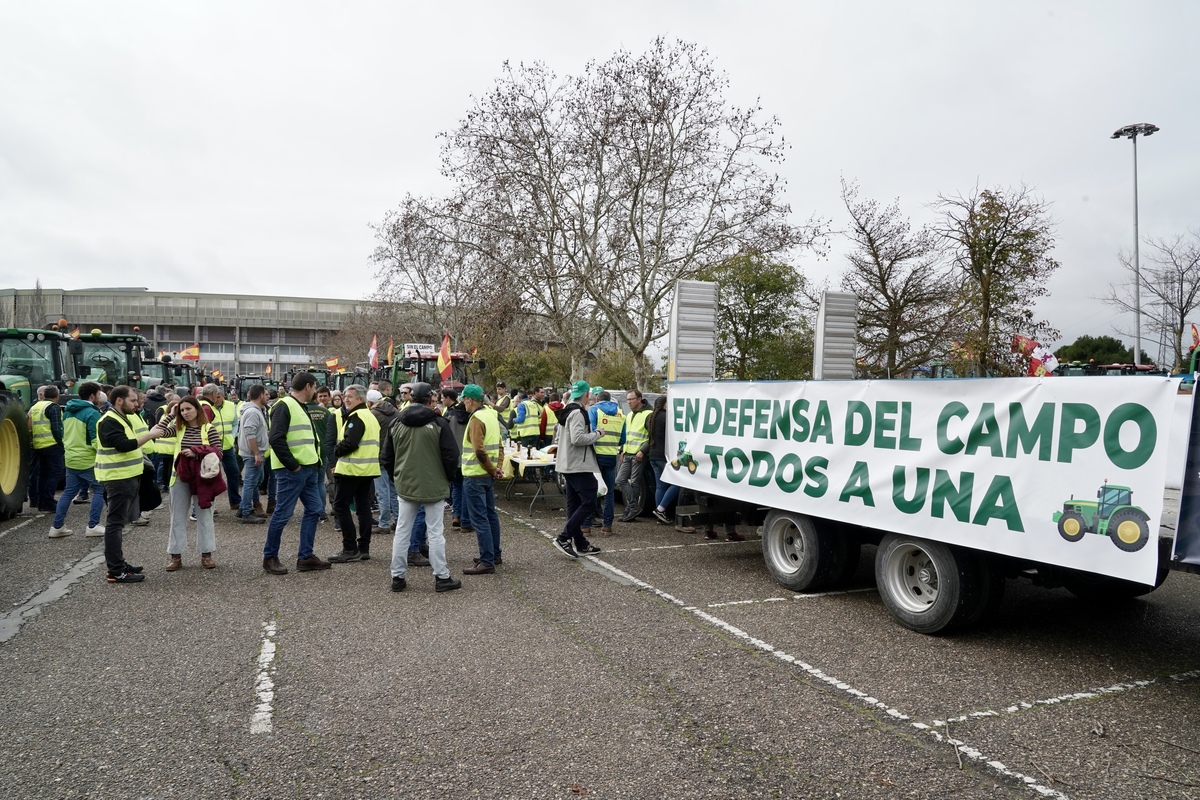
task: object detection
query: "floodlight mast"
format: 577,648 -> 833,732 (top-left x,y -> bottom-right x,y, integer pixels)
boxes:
1111,123 -> 1159,367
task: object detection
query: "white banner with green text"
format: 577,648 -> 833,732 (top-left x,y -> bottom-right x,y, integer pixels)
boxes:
662,377 -> 1190,585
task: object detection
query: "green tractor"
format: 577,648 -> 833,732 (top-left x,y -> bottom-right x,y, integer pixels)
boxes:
0,327 -> 80,520
1052,483 -> 1151,552
670,441 -> 698,474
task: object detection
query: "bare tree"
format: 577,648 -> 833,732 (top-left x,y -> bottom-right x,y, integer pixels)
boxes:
840,180 -> 963,377
25,280 -> 47,328
434,39 -> 822,389
1104,230 -> 1200,369
934,185 -> 1059,376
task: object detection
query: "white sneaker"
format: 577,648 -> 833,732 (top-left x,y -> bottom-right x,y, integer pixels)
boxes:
139,511 -> 150,520
85,525 -> 106,537
48,526 -> 72,538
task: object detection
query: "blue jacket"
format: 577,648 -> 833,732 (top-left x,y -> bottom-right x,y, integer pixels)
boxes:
588,400 -> 626,450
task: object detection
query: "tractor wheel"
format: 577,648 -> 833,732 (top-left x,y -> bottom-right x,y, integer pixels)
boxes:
1057,510 -> 1087,542
670,459 -> 680,470
687,459 -> 697,474
1107,509 -> 1150,552
0,393 -> 31,521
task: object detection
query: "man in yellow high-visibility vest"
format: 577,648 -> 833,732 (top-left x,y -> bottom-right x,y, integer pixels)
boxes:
262,372 -> 328,575
28,385 -> 65,512
616,389 -> 653,522
96,385 -> 169,583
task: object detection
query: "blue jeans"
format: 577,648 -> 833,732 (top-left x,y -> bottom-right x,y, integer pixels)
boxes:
53,467 -> 103,529
316,467 -> 327,514
409,504 -> 428,553
240,457 -> 264,517
449,474 -> 468,524
463,476 -> 500,565
651,458 -> 679,510
374,472 -> 398,528
221,448 -> 242,506
263,466 -> 321,560
596,456 -> 617,527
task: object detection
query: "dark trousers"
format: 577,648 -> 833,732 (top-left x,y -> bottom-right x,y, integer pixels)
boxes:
101,477 -> 140,573
560,471 -> 597,548
221,448 -> 242,506
32,445 -> 64,511
333,473 -> 374,554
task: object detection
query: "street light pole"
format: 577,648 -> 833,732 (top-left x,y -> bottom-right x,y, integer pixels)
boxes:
1111,122 -> 1160,366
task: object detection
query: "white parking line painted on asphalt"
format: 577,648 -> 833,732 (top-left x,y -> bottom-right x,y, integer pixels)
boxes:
705,587 -> 878,608
250,621 -> 278,735
0,549 -> 106,644
0,514 -> 40,542
913,667 -> 1200,729
598,540 -> 746,554
502,509 -> 1070,800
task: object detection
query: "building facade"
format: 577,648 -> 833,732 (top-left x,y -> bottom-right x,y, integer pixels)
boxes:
0,287 -> 361,378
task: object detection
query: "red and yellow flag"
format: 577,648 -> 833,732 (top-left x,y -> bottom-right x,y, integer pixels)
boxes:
265,363 -> 272,376
437,333 -> 452,380
325,356 -> 339,369
179,344 -> 200,361
368,335 -> 379,369
387,337 -> 394,365
69,328 -> 81,339
1191,323 -> 1198,348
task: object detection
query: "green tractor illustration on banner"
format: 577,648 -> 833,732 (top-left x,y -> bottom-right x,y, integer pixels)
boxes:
671,441 -> 698,474
1051,482 -> 1151,552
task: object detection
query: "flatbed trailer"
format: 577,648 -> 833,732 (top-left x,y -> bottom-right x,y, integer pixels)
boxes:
662,282 -> 1199,633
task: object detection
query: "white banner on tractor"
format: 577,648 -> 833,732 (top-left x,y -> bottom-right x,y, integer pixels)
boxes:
663,377 -> 1189,585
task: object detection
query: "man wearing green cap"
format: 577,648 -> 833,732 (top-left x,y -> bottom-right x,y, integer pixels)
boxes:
551,379 -> 605,559
459,384 -> 504,574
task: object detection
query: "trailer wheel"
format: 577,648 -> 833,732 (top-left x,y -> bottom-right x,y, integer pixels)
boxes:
761,510 -> 847,592
1107,510 -> 1150,552
1057,511 -> 1087,542
0,393 -> 31,521
875,534 -> 982,634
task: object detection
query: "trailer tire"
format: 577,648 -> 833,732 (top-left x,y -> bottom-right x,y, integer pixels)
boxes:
1057,511 -> 1087,542
0,393 -> 31,521
875,534 -> 982,634
761,510 -> 848,592
1107,509 -> 1150,552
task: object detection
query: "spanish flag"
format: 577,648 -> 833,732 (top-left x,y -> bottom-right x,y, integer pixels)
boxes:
437,333 -> 452,380
325,356 -> 339,369
387,337 -> 394,366
69,328 -> 81,339
180,344 -> 200,361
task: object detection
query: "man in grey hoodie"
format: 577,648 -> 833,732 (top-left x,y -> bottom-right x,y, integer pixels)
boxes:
551,380 -> 605,559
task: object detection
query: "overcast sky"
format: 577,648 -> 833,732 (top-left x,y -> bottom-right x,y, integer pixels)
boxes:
1,1 -> 1196,354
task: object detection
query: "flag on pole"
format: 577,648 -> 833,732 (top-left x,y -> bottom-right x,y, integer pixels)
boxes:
69,327 -> 80,339
180,344 -> 200,361
265,363 -> 272,376
1191,323 -> 1198,348
1012,335 -> 1058,377
325,356 -> 339,369
437,333 -> 452,380
368,334 -> 379,369
387,337 -> 394,365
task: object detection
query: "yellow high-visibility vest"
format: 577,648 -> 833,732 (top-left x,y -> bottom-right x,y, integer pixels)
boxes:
334,407 -> 381,477
594,409 -> 624,457
94,410 -> 144,482
461,408 -> 502,477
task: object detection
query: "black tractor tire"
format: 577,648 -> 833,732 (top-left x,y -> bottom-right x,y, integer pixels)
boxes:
1057,510 -> 1087,542
761,510 -> 856,593
1107,509 -> 1151,552
0,392 -> 31,521
874,534 -> 985,634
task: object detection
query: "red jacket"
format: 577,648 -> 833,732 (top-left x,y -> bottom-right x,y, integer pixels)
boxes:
174,445 -> 227,509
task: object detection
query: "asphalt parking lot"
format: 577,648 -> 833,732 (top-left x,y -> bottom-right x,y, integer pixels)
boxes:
2,479 -> 1198,799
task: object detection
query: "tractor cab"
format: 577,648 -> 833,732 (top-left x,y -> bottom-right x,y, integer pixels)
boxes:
1097,484 -> 1132,520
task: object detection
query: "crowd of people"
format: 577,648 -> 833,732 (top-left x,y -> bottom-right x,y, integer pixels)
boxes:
31,370 -> 741,589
